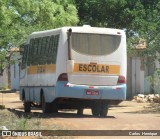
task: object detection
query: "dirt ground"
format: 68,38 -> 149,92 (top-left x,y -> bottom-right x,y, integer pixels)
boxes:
0,92 -> 160,139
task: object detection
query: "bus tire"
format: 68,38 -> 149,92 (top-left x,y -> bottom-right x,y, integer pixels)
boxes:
42,95 -> 51,113
77,108 -> 83,115
100,103 -> 108,117
91,104 -> 101,116
24,101 -> 31,113
51,101 -> 58,113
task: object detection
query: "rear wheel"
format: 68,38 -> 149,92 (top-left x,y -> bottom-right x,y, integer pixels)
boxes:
91,103 -> 101,116
77,108 -> 83,115
92,102 -> 109,116
51,101 -> 58,113
100,102 -> 108,117
41,95 -> 51,113
24,101 -> 31,113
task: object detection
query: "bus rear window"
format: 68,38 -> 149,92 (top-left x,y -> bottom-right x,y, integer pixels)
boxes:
71,33 -> 121,55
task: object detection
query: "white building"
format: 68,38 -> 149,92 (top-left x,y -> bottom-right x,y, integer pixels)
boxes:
127,41 -> 160,98
0,47 -> 21,90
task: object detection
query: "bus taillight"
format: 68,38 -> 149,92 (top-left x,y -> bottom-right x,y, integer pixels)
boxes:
117,75 -> 126,84
58,73 -> 68,81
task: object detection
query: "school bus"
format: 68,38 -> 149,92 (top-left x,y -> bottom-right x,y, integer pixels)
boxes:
20,25 -> 127,116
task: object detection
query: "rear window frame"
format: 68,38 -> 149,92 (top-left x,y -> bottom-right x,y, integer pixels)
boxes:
71,32 -> 121,56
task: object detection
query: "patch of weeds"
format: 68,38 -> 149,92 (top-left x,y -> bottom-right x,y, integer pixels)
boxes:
15,117 -> 28,130
0,105 -> 5,109
0,110 -> 74,139
0,110 -> 43,130
0,109 -> 17,130
142,103 -> 160,113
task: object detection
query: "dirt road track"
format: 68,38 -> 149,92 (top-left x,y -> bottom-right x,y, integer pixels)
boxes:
0,92 -> 160,139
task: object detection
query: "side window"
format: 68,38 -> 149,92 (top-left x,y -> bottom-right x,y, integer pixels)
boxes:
39,37 -> 48,65
27,34 -> 60,66
30,39 -> 35,65
34,38 -> 39,55
48,35 -> 55,54
45,36 -> 50,55
43,36 -> 50,64
37,38 -> 42,55
47,35 -> 55,64
41,37 -> 47,54
52,35 -> 59,63
27,39 -> 34,66
32,38 -> 39,65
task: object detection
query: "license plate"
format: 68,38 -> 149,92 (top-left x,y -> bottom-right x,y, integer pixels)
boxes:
86,90 -> 99,95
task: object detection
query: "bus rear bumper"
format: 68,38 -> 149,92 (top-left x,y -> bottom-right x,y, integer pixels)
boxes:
56,82 -> 126,101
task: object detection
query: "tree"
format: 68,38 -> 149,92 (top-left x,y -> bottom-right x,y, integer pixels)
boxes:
74,0 -> 160,58
0,0 -> 79,69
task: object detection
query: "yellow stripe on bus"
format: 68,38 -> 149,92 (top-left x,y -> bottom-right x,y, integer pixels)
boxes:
73,63 -> 120,75
27,64 -> 56,74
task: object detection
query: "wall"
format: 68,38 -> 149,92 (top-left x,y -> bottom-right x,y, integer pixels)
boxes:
131,57 -> 144,95
127,57 -> 132,98
10,52 -> 21,90
0,69 -> 8,89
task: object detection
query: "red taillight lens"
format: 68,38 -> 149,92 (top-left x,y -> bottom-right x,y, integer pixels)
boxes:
58,73 -> 68,81
117,75 -> 126,84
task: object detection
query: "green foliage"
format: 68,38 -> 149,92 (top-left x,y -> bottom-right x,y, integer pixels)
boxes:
0,0 -> 78,48
75,0 -> 160,59
1,0 -> 160,66
0,0 -> 78,68
0,105 -> 5,109
147,69 -> 160,94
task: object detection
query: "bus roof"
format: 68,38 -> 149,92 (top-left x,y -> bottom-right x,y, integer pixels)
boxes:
29,26 -> 125,39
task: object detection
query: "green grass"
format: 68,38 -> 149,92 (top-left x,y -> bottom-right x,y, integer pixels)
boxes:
0,109 -> 41,130
0,105 -> 5,109
0,109 -> 76,139
0,109 -> 64,130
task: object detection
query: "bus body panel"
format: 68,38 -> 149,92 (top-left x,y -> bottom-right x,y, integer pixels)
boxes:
68,74 -> 119,86
67,29 -> 126,86
20,29 -> 63,87
56,82 -> 126,100
20,86 -> 56,103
